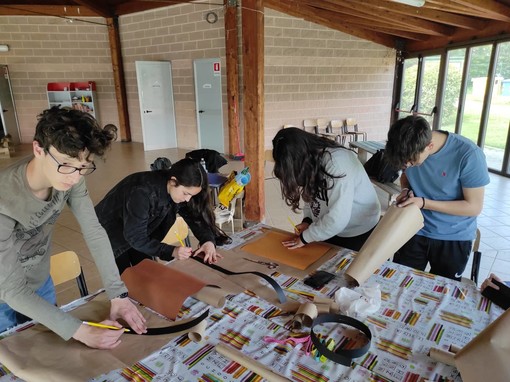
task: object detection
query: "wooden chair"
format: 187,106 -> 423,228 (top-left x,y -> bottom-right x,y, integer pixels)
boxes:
322,119 -> 351,146
461,228 -> 482,286
50,251 -> 89,298
303,119 -> 318,134
343,118 -> 367,141
162,216 -> 191,247
316,118 -> 329,134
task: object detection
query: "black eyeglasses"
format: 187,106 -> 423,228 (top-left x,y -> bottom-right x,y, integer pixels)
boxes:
47,150 -> 96,175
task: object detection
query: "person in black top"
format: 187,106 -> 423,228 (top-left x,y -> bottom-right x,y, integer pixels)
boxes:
95,157 -> 223,274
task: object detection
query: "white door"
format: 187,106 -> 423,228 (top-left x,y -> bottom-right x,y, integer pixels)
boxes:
0,65 -> 20,145
135,61 -> 177,151
193,58 -> 224,153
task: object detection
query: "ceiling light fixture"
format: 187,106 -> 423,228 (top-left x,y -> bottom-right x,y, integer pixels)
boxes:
0,45 -> 9,52
392,0 -> 425,7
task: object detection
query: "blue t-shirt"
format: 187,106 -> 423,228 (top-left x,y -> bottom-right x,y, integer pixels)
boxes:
405,132 -> 490,241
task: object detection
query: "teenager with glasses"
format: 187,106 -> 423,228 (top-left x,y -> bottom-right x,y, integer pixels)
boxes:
95,157 -> 224,274
0,106 -> 147,349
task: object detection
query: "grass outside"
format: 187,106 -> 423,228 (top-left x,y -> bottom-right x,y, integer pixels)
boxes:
441,95 -> 510,149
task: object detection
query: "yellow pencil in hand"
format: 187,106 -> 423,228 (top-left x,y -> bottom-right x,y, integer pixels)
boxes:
82,321 -> 130,332
287,216 -> 299,234
174,231 -> 185,247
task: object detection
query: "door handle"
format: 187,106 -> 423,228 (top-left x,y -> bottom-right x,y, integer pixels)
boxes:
198,110 -> 204,113
144,110 -> 153,114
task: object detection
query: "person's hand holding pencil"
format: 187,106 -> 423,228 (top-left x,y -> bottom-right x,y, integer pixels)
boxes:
283,216 -> 309,249
73,319 -> 129,349
172,231 -> 193,260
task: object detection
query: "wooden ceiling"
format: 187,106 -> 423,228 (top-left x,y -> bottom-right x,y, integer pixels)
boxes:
1,0 -> 510,53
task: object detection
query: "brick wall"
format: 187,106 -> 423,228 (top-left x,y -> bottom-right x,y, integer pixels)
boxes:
0,16 -> 118,143
264,9 -> 395,145
0,3 -> 395,148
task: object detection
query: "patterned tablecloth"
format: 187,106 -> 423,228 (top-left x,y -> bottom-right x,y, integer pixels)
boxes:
0,224 -> 504,382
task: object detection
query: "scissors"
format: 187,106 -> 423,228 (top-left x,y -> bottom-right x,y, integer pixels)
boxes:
243,257 -> 279,269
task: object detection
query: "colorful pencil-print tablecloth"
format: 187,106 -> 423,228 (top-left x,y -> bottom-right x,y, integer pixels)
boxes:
0,224 -> 504,382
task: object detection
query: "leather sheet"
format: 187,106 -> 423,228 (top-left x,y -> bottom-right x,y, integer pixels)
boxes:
240,231 -> 331,270
0,293 -> 200,382
121,259 -> 208,320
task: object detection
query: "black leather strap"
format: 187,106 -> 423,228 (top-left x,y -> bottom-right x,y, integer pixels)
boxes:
310,314 -> 371,365
126,309 -> 209,335
191,256 -> 287,303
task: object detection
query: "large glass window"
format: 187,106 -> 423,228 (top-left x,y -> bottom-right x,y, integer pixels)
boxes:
461,44 -> 491,143
399,58 -> 418,119
398,39 -> 510,176
440,49 -> 465,133
485,42 -> 510,171
418,55 -> 440,125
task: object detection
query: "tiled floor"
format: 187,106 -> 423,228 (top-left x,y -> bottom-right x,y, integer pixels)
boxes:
3,142 -> 510,305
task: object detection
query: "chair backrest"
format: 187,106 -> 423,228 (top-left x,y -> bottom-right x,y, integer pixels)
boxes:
343,118 -> 358,133
303,119 -> 318,134
50,251 -> 89,298
316,118 -> 329,131
330,119 -> 344,132
162,216 -> 191,247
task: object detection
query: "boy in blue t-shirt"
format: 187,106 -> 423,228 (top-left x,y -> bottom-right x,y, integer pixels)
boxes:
385,116 -> 490,280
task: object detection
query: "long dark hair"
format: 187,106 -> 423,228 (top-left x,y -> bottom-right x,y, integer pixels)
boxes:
168,158 -> 224,237
272,127 -> 345,212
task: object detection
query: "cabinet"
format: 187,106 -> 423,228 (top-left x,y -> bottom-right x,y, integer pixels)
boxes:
47,82 -> 99,122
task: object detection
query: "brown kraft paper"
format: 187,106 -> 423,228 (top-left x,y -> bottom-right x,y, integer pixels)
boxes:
345,204 -> 424,285
0,292 -> 204,382
454,308 -> 510,382
241,231 -> 331,270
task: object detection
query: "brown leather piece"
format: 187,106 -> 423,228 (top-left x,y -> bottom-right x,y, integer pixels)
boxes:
121,259 -> 206,320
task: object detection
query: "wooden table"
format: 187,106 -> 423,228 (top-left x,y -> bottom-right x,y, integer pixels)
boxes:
0,224 -> 504,382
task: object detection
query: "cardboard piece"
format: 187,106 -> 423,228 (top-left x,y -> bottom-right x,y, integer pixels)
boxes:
241,231 -> 331,270
0,293 -> 203,382
121,259 -> 209,319
345,204 -> 423,285
454,309 -> 510,382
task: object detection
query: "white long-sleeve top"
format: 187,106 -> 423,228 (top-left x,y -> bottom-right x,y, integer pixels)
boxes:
301,148 -> 381,243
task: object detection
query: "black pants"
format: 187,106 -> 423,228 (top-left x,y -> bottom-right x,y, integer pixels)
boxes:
393,235 -> 472,281
325,226 -> 376,252
116,248 -> 155,275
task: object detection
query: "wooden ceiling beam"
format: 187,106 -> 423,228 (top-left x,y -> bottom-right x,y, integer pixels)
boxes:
300,0 -> 438,35
450,0 -> 510,22
331,12 -> 424,33
0,5 -> 97,17
367,0 -> 486,29
425,0 -> 492,18
265,0 -> 397,48
318,0 -> 454,36
406,19 -> 510,52
358,25 -> 428,41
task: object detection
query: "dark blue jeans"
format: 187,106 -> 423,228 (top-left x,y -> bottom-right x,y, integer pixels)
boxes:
0,276 -> 56,333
